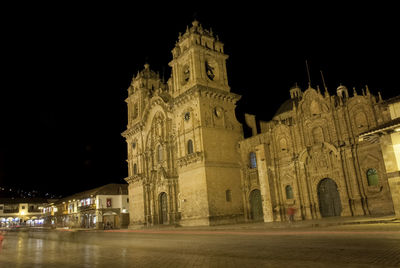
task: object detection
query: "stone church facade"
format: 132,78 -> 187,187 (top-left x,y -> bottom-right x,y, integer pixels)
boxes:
122,20 -> 395,227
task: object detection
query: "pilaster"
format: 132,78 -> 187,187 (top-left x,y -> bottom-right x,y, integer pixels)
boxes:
255,143 -> 274,222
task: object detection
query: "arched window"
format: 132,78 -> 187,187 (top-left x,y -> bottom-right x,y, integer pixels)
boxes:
367,168 -> 379,186
285,185 -> 294,199
226,190 -> 232,202
133,163 -> 137,175
132,103 -> 138,119
157,144 -> 163,162
187,139 -> 193,154
249,152 -> 257,168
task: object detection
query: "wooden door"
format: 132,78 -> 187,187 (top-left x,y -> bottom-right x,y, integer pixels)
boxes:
318,178 -> 342,217
159,192 -> 168,224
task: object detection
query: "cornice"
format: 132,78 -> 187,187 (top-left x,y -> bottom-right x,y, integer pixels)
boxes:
177,152 -> 204,168
173,85 -> 241,107
124,174 -> 143,184
121,123 -> 144,139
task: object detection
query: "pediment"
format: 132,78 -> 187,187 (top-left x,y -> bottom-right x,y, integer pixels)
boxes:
360,153 -> 380,167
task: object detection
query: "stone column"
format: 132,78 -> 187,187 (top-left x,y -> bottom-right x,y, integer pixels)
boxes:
255,143 -> 274,222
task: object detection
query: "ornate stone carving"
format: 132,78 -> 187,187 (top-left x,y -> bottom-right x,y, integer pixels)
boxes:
176,152 -> 204,168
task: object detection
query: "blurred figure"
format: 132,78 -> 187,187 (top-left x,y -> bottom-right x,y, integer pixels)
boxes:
287,207 -> 296,223
0,231 -> 4,251
104,221 -> 111,230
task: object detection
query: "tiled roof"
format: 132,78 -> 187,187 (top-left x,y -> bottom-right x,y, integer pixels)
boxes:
55,183 -> 128,204
384,95 -> 400,104
0,197 -> 49,204
360,117 -> 400,137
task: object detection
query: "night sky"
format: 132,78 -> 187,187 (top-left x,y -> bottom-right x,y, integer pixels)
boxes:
1,3 -> 398,197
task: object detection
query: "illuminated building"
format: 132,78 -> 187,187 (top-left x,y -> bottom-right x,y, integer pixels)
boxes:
0,198 -> 47,227
360,96 -> 400,218
122,20 -> 397,227
43,183 -> 129,229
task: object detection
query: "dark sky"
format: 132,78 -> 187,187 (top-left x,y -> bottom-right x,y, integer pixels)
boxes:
1,3 -> 398,197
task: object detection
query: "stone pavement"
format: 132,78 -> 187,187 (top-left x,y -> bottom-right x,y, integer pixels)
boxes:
129,215 -> 399,231
2,220 -> 400,268
48,214 -> 399,233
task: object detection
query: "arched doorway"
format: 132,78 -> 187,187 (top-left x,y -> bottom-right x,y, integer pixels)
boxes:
318,178 -> 342,217
249,189 -> 263,221
159,192 -> 168,224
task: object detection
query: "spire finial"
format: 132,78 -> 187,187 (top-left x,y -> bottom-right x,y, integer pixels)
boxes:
324,88 -> 330,98
306,60 -> 311,88
161,66 -> 166,83
353,87 -> 358,96
320,70 -> 327,90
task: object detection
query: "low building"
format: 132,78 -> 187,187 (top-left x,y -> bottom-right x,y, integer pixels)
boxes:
44,183 -> 129,229
360,96 -> 400,218
0,198 -> 48,227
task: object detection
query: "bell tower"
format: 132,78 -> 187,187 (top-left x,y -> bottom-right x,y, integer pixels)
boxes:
170,21 -> 244,226
169,20 -> 230,97
127,63 -> 165,129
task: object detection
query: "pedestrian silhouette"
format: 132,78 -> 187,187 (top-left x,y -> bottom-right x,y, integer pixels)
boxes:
287,207 -> 296,222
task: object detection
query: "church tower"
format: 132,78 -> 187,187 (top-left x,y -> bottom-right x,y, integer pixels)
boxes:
169,20 -> 230,97
170,21 -> 244,226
